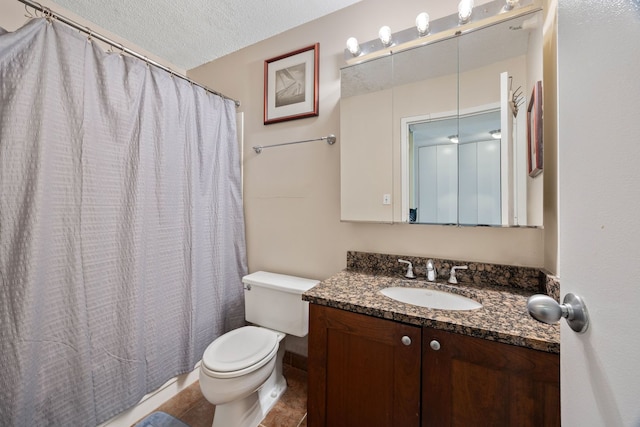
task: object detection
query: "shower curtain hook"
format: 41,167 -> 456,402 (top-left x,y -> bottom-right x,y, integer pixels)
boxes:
32,1 -> 44,18
144,56 -> 149,68
119,44 -> 125,58
86,28 -> 93,43
24,4 -> 34,19
43,7 -> 53,23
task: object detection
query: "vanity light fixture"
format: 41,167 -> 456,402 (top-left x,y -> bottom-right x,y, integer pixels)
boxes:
416,12 -> 430,36
449,135 -> 459,144
378,26 -> 393,47
490,129 -> 502,139
343,0 -> 537,65
346,37 -> 361,56
458,0 -> 474,24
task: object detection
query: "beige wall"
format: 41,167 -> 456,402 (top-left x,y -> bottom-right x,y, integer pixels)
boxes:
188,0 -> 552,281
0,0 -> 184,73
0,0 -> 555,279
542,0 -> 558,275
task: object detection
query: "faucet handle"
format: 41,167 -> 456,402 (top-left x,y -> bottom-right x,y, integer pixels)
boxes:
398,259 -> 416,279
448,265 -> 468,284
426,259 -> 436,282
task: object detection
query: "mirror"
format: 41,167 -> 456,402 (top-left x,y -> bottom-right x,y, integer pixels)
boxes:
340,55 -> 394,222
340,9 -> 544,227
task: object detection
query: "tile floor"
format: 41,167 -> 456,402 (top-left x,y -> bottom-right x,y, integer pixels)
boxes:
135,362 -> 307,427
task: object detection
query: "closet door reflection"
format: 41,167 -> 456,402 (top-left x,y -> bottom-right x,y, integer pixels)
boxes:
459,139 -> 501,225
416,145 -> 457,224
395,37 -> 459,225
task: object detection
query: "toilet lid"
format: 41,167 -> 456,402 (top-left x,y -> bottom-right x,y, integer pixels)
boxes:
202,326 -> 278,373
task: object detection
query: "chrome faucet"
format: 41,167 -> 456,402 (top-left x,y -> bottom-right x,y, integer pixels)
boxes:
448,265 -> 468,284
398,259 -> 416,279
426,259 -> 436,282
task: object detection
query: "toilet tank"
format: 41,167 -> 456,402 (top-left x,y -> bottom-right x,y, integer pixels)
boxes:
242,271 -> 319,337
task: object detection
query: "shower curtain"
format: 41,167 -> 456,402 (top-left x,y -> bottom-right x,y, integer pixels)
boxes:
0,18 -> 247,426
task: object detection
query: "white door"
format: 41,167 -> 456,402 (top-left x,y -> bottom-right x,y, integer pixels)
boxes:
417,145 -> 458,224
558,1 -> 640,425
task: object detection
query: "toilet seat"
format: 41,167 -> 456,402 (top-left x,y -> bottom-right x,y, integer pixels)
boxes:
201,326 -> 279,379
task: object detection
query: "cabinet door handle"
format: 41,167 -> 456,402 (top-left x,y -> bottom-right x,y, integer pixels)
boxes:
430,340 -> 441,351
401,336 -> 412,346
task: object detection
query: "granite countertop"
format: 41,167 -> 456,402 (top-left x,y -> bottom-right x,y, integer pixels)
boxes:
303,269 -> 560,354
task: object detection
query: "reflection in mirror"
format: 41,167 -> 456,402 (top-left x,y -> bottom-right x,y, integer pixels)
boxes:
394,37 -> 459,224
340,55 -> 394,222
339,6 -> 544,227
408,109 -> 501,225
457,11 -> 543,226
402,10 -> 543,227
341,55 -> 392,99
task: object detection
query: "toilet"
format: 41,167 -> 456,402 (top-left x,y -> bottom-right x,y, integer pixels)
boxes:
199,271 -> 319,427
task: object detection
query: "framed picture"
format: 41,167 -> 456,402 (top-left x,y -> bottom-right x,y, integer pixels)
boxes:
527,80 -> 543,177
264,43 -> 319,125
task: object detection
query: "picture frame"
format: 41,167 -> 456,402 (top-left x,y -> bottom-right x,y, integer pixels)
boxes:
527,80 -> 543,177
264,43 -> 319,125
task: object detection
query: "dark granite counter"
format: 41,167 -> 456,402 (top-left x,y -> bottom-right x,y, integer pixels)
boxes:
303,269 -> 560,354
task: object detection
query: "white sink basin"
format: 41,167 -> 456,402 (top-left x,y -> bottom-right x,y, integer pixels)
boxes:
380,286 -> 482,311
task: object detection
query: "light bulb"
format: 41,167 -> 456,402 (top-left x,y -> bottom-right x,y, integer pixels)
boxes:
504,0 -> 519,10
449,135 -> 459,144
346,37 -> 361,56
378,26 -> 392,47
458,0 -> 474,24
490,130 -> 502,139
416,12 -> 430,36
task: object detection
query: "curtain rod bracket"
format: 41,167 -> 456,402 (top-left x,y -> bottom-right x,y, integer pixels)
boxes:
253,134 -> 336,154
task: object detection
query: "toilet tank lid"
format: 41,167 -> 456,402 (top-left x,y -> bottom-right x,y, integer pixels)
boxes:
242,271 -> 319,294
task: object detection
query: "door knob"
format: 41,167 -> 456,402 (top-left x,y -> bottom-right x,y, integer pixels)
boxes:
429,340 -> 441,351
401,336 -> 412,346
527,293 -> 589,333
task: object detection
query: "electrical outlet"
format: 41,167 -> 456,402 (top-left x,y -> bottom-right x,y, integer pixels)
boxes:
383,194 -> 391,205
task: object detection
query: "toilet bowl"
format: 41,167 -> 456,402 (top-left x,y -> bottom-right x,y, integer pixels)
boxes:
198,271 -> 319,427
199,326 -> 286,427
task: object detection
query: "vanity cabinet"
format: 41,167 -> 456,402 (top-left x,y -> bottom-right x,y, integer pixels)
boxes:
422,328 -> 560,427
307,304 -> 421,427
308,304 -> 560,427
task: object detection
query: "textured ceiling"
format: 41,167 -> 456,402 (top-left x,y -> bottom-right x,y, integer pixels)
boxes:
52,0 -> 361,70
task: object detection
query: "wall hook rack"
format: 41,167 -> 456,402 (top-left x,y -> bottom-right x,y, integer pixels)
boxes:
253,134 -> 336,154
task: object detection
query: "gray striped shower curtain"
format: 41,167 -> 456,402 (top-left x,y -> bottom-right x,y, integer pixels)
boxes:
0,18 -> 247,426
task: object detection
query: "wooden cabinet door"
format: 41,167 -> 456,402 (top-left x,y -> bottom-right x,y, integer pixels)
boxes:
422,328 -> 560,427
308,304 -> 421,427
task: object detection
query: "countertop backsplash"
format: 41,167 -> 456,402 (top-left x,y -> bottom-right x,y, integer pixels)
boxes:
346,250 -> 559,299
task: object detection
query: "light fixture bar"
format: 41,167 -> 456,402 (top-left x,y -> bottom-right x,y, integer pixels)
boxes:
343,0 -> 539,65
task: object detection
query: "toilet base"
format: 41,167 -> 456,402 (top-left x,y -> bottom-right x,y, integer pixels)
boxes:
211,345 -> 287,427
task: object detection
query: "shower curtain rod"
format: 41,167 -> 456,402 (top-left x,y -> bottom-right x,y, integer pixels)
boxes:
17,0 -> 241,107
252,134 -> 336,154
